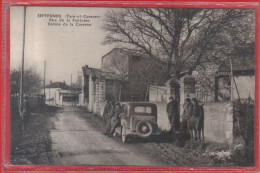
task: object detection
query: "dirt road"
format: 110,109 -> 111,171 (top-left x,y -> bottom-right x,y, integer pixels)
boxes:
48,107 -> 165,166
47,107 -> 224,167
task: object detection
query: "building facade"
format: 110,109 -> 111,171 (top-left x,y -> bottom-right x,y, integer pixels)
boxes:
102,48 -> 166,101
215,56 -> 255,102
79,48 -> 166,113
79,65 -> 124,113
44,81 -> 80,106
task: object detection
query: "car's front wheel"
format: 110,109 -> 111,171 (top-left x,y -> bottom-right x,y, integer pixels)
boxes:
121,125 -> 128,143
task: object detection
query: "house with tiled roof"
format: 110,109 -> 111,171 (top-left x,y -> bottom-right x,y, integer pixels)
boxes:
45,81 -> 70,90
215,55 -> 255,102
44,81 -> 80,106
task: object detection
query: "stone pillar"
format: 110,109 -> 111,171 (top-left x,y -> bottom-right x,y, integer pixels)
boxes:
94,79 -> 100,113
83,75 -> 89,106
61,95 -> 63,106
165,76 -> 180,129
183,75 -> 196,98
180,75 -> 196,120
165,76 -> 180,101
89,76 -> 96,112
98,79 -> 106,116
99,79 -> 106,103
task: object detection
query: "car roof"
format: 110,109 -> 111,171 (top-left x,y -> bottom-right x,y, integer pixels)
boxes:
120,102 -> 157,107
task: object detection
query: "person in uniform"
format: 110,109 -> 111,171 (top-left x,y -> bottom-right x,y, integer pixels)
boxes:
166,96 -> 178,134
181,98 -> 192,138
189,98 -> 200,140
102,99 -> 110,126
105,101 -> 115,135
108,103 -> 122,137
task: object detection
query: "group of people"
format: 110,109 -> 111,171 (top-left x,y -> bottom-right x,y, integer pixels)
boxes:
103,100 -> 122,137
167,96 -> 204,141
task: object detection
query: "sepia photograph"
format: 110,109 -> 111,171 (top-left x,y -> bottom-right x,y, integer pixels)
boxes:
10,6 -> 256,167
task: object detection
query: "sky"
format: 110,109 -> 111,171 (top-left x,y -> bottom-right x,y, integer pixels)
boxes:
10,6 -> 115,84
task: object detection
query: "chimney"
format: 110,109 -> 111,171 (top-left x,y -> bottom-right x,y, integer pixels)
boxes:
63,81 -> 66,84
49,80 -> 52,84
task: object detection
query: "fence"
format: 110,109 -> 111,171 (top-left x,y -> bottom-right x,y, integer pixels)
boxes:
195,84 -> 215,103
11,95 -> 45,111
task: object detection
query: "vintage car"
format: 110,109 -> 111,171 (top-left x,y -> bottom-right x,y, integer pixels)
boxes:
116,102 -> 160,143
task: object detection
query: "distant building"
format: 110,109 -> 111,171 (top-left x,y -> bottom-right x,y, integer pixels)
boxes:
44,81 -> 80,106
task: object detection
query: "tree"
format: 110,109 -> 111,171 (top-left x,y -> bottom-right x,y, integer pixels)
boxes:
103,8 -> 254,80
102,52 -> 129,101
130,56 -> 166,101
11,66 -> 42,96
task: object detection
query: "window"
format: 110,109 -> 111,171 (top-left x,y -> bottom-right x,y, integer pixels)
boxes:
134,106 -> 152,114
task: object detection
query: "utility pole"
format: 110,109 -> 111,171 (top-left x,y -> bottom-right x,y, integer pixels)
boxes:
71,74 -> 73,106
230,58 -> 240,102
78,71 -> 80,88
44,61 -> 46,100
19,6 -> 27,128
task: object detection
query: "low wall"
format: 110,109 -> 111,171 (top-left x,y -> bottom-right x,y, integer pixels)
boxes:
153,102 -> 171,131
203,102 -> 233,144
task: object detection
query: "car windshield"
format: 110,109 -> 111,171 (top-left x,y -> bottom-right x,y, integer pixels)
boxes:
134,106 -> 152,114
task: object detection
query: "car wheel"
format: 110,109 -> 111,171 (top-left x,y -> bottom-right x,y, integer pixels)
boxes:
121,125 -> 128,143
136,121 -> 153,138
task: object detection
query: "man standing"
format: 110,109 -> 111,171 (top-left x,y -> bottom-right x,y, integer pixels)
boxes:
181,98 -> 192,138
23,97 -> 31,129
105,101 -> 115,135
188,98 -> 200,140
167,96 -> 178,134
103,99 -> 110,126
108,103 -> 122,137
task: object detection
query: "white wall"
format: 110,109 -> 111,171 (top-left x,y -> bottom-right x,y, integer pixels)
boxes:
149,85 -> 167,102
232,75 -> 255,100
44,88 -> 59,105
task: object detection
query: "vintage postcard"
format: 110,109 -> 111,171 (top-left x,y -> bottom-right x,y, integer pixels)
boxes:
1,1 -> 259,172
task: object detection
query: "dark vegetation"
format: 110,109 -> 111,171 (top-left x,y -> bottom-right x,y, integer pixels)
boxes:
11,105 -> 60,165
231,101 -> 255,166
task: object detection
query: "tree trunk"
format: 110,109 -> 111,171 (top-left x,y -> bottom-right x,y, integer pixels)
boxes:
145,83 -> 149,102
119,84 -> 122,101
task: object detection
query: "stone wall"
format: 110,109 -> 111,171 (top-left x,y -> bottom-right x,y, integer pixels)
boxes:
153,102 -> 171,131
232,75 -> 255,100
203,102 -> 233,144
